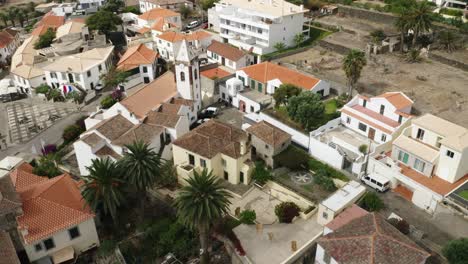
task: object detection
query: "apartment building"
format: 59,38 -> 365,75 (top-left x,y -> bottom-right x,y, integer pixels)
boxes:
368,114 -> 468,213
208,0 -> 309,57
341,92 -> 414,144
173,119 -> 252,185
117,44 -> 160,89
43,46 -> 114,92
139,0 -> 193,13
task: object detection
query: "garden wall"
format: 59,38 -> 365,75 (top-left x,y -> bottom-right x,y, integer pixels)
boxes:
337,5 -> 397,25
429,52 -> 468,72
318,40 -> 351,55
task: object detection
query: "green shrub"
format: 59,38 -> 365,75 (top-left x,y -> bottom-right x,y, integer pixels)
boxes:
359,192 -> 384,212
275,201 -> 300,223
97,239 -> 117,257
100,95 -> 117,109
62,124 -> 83,143
239,209 -> 256,225
251,161 -> 272,185
442,238 -> 468,264
35,84 -> 50,94
308,158 -> 348,181
314,169 -> 337,191
274,42 -> 286,51
440,8 -> 463,17
274,145 -> 309,171
359,144 -> 368,154
32,155 -> 62,178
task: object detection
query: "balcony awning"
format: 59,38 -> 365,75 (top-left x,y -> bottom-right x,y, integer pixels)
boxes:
51,246 -> 75,264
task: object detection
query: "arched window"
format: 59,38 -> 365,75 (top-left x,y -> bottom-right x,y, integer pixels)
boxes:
180,72 -> 185,81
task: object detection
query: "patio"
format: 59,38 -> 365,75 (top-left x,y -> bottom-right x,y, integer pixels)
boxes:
229,186 -> 282,224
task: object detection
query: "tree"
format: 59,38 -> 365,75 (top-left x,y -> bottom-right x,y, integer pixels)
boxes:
239,210 -> 256,225
438,30 -> 460,53
7,7 -> 16,27
293,33 -> 305,47
395,10 -> 412,52
33,154 -> 62,178
251,161 -> 272,186
274,42 -> 286,52
359,192 -> 384,212
200,0 -> 218,11
273,83 -> 301,107
34,28 -> 56,49
274,201 -> 300,223
370,29 -> 386,43
342,49 -> 367,100
82,158 -> 126,220
46,88 -> 64,102
287,91 -> 325,131
62,124 -> 84,143
314,169 -> 336,192
35,84 -> 50,94
0,12 -> 8,27
100,95 -> 117,109
101,66 -> 130,90
122,6 -> 141,14
102,0 -> 125,13
179,5 -> 192,19
16,9 -> 26,27
86,10 -> 123,35
408,1 -> 434,47
27,1 -> 36,13
174,169 -> 232,264
442,238 -> 468,264
119,141 -> 163,221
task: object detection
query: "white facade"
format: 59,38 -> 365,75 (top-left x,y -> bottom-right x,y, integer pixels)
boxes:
78,0 -> 106,10
208,0 -> 308,55
25,218 -> 99,263
155,33 -> 212,62
156,37 -> 182,61
139,0 -> 193,12
12,73 -> 45,94
175,41 -> 202,112
315,244 -> 339,264
207,49 -> 253,70
52,3 -> 77,16
0,32 -> 20,64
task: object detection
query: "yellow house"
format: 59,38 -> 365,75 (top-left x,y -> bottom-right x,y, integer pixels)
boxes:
172,119 -> 253,185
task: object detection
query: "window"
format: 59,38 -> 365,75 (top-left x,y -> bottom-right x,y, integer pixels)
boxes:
143,77 -> 150,83
240,172 -> 244,183
194,69 -> 198,80
358,122 -> 367,132
98,65 -> 102,71
416,128 -> 425,140
224,171 -> 228,180
34,243 -> 42,252
322,212 -> 328,219
398,115 -> 403,124
346,117 -> 351,124
43,238 -> 55,250
250,106 -> 254,112
68,226 -> 80,240
188,154 -> 195,165
379,105 -> 385,115
446,150 -> 454,158
257,28 -> 262,34
180,72 -> 185,81
167,42 -> 170,47
258,83 -> 263,93
362,100 -> 367,107
436,137 -> 442,148
200,159 -> 206,168
398,150 -> 409,164
222,159 -> 226,167
414,158 -> 425,172
381,134 -> 387,142
87,71 -> 91,77
142,66 -> 148,73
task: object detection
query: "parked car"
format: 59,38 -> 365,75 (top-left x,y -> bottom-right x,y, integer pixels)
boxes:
200,107 -> 219,118
360,173 -> 390,192
186,20 -> 200,29
200,22 -> 208,29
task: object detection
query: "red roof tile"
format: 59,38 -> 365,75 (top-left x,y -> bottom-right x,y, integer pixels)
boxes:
117,44 -> 159,71
207,40 -> 247,61
325,204 -> 368,231
200,67 -> 232,79
376,92 -> 413,110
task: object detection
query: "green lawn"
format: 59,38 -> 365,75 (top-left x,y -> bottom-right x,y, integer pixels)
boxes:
325,99 -> 338,114
458,190 -> 468,200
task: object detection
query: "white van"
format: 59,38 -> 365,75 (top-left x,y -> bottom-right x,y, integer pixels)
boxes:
361,173 -> 390,192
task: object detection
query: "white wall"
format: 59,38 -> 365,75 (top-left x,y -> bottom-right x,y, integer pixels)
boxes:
436,145 -> 466,183
315,244 -> 339,264
25,218 -> 99,262
309,137 -> 344,170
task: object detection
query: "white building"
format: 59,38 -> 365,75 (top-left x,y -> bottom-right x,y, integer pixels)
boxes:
52,3 -> 77,16
139,0 -> 193,13
155,31 -> 212,62
75,71 -> 193,176
207,40 -> 253,70
8,162 -> 99,263
341,92 -> 414,144
43,46 -> 114,92
368,114 -> 468,213
137,7 -> 182,32
117,44 -> 160,90
0,28 -> 20,64
77,0 -> 106,12
317,181 -> 366,226
208,0 -> 309,57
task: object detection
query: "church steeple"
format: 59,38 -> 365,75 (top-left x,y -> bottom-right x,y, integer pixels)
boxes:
175,40 -> 202,112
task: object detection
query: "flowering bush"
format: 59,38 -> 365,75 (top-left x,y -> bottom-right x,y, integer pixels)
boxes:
275,202 -> 300,223
41,144 -> 57,156
111,89 -> 123,101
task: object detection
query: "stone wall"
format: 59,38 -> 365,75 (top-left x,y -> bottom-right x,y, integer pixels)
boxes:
318,40 -> 351,55
337,5 -> 397,25
429,52 -> 468,72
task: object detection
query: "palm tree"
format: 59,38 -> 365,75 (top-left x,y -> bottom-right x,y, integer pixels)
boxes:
119,140 -> 163,220
81,158 -> 126,220
342,49 -> 367,100
409,1 -> 434,47
7,7 -> 16,27
438,30 -> 460,53
16,9 -> 26,28
174,169 -> 232,264
100,65 -> 130,90
0,12 -> 8,27
395,10 -> 411,52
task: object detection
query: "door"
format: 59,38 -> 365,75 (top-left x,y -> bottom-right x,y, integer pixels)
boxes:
221,57 -> 225,66
144,77 -> 150,83
239,100 -> 246,112
68,73 -> 74,83
368,127 -> 376,140
240,172 -> 244,184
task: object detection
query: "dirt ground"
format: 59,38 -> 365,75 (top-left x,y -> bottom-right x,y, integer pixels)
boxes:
0,0 -> 43,8
276,46 -> 468,127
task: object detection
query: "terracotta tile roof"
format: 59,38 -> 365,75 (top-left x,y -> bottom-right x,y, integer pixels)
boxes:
207,40 -> 247,61
0,168 -> 22,213
0,31 -> 15,48
341,108 -> 392,134
325,205 -> 369,231
10,166 -> 94,244
318,213 -> 430,264
38,15 -> 65,28
393,185 -> 413,201
159,102 -> 182,114
351,104 -> 401,128
138,8 -> 180,21
246,121 -> 291,147
117,44 -> 159,71
171,98 -> 193,107
185,31 -> 212,41
145,111 -> 181,128
240,62 -> 320,90
4,28 -> 19,37
173,119 -> 248,159
200,67 -> 232,79
0,231 -> 20,264
157,31 -> 187,43
94,114 -> 135,141
375,92 -> 413,110
94,145 -> 122,159
120,71 -> 178,118
9,163 -> 48,192
112,123 -> 164,146
80,132 -> 104,148
138,27 -> 151,34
